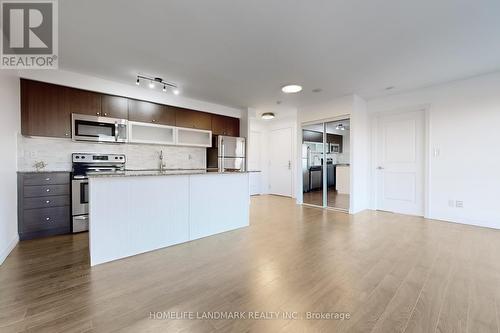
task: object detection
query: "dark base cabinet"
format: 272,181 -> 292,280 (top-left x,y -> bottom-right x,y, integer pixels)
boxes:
18,172 -> 71,240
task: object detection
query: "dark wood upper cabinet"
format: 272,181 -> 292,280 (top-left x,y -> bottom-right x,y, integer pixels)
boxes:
175,108 -> 212,130
212,115 -> 240,136
327,134 -> 343,146
21,79 -> 241,139
59,86 -> 101,117
101,95 -> 128,119
303,130 -> 323,143
128,99 -> 175,126
226,116 -> 240,137
21,79 -> 71,138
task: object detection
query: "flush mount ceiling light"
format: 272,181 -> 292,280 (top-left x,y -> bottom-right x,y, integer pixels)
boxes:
281,84 -> 302,93
336,123 -> 346,131
261,112 -> 275,120
136,74 -> 179,94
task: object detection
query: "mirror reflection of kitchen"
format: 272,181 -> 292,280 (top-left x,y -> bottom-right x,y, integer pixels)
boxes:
302,119 -> 350,210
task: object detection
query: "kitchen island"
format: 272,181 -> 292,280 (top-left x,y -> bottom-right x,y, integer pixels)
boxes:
88,170 -> 250,266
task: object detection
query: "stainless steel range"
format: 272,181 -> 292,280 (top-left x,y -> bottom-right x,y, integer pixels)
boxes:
71,153 -> 126,233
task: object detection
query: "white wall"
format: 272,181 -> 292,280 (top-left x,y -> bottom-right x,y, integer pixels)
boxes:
350,95 -> 370,214
367,71 -> 500,229
0,71 -> 21,265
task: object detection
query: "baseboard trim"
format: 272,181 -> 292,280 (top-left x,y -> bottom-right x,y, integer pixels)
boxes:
0,234 -> 19,265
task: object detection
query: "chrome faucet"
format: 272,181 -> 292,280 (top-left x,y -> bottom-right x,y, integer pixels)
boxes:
159,150 -> 166,172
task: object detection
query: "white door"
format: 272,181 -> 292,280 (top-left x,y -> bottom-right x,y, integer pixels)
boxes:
269,127 -> 293,197
376,111 -> 424,216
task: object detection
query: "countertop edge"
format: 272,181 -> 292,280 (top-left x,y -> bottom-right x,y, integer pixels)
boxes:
88,170 -> 261,178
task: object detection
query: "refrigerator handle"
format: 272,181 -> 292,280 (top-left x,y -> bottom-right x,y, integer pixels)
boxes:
220,138 -> 225,172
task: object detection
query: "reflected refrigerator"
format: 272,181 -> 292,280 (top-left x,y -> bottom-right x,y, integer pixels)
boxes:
207,135 -> 246,172
302,144 -> 310,192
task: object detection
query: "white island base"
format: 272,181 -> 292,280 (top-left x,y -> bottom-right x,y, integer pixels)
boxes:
89,172 -> 250,266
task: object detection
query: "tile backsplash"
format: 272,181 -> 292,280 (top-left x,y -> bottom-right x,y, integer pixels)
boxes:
18,135 -> 206,172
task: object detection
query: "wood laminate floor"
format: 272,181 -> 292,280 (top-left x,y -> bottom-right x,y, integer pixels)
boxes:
1,195 -> 500,332
303,188 -> 350,210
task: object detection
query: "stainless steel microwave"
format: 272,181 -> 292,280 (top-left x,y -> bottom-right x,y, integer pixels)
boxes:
72,114 -> 128,143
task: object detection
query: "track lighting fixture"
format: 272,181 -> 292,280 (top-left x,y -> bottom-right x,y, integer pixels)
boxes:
135,74 -> 179,94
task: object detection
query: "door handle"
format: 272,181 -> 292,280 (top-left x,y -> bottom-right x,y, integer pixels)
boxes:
288,161 -> 291,170
377,166 -> 384,170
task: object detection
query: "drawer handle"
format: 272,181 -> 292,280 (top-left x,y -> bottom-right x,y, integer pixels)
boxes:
46,200 -> 50,204
45,178 -> 51,181
45,217 -> 51,221
46,189 -> 50,192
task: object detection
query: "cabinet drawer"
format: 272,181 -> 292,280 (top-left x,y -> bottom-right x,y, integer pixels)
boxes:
24,184 -> 70,198
23,195 -> 70,210
22,207 -> 70,233
23,173 -> 69,186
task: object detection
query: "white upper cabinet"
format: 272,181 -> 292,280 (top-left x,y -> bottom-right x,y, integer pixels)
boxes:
128,121 -> 176,145
176,127 -> 212,147
128,121 -> 212,147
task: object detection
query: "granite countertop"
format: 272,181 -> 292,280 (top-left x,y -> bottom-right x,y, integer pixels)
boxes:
87,169 -> 260,178
17,170 -> 71,174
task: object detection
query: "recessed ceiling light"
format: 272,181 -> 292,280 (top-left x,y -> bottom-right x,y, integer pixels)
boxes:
261,112 -> 275,120
172,88 -> 180,95
281,84 -> 302,94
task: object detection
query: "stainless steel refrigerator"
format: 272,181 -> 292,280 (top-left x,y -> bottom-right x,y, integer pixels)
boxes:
207,135 -> 246,172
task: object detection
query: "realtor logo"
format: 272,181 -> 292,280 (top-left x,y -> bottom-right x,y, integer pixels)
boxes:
1,0 -> 58,68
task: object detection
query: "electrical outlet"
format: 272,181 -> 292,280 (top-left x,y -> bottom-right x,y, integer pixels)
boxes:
456,201 -> 464,208
448,200 -> 455,207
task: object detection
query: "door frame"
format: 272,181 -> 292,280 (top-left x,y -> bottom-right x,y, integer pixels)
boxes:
370,105 -> 430,217
299,114 -> 351,211
268,126 -> 294,197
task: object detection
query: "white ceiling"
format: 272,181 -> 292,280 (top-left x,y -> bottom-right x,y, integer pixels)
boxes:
60,0 -> 500,111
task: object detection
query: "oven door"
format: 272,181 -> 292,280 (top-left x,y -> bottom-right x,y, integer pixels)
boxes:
72,179 -> 89,216
72,114 -> 128,143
